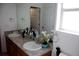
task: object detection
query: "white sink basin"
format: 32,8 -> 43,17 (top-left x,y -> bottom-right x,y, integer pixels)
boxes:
23,41 -> 42,51
8,32 -> 21,37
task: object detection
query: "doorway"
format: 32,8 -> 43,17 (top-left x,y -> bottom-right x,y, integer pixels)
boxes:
30,6 -> 40,32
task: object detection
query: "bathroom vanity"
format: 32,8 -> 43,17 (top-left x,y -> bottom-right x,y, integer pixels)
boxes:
5,31 -> 52,56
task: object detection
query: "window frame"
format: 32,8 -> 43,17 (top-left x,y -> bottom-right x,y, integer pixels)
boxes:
56,3 -> 79,35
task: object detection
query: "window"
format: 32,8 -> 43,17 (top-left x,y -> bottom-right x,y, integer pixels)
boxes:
56,3 -> 79,34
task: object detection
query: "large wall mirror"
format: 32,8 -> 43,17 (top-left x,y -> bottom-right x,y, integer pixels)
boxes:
16,3 -> 57,33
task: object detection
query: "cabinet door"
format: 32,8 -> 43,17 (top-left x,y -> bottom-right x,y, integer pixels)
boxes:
6,38 -> 28,56
6,38 -> 10,55
6,38 -> 17,56
9,44 -> 17,56
16,47 -> 28,56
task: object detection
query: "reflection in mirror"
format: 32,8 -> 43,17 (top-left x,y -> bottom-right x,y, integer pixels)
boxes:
16,3 -> 57,34
30,6 -> 40,32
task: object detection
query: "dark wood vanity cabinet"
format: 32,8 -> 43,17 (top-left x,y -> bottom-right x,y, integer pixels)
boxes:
6,37 -> 28,56
16,47 -> 28,56
6,36 -> 52,56
0,36 -> 1,53
6,37 -> 16,56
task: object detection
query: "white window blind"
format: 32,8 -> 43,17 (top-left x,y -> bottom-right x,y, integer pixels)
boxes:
60,3 -> 79,33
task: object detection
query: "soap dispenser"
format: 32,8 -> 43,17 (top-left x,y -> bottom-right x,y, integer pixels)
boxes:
21,29 -> 25,38
26,27 -> 29,35
32,31 -> 36,38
